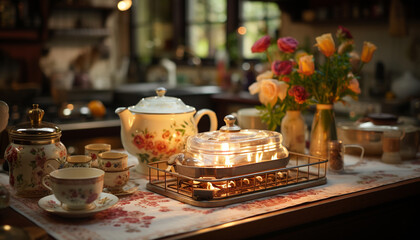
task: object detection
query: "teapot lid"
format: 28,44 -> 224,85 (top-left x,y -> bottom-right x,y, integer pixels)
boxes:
128,87 -> 195,114
9,104 -> 62,145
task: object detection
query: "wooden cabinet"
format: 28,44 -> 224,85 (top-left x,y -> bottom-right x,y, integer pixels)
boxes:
47,1 -> 115,47
0,0 -> 48,85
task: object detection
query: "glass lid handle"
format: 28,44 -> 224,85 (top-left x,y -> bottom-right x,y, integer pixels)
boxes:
156,87 -> 167,97
28,104 -> 44,127
220,115 -> 241,132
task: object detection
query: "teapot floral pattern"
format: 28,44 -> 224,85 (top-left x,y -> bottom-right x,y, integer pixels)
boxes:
131,120 -> 194,163
5,142 -> 67,197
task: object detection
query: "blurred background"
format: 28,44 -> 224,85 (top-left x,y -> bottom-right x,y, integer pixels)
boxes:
1,0 -> 420,154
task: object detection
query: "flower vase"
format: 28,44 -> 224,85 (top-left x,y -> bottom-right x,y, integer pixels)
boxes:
309,104 -> 337,159
281,110 -> 306,154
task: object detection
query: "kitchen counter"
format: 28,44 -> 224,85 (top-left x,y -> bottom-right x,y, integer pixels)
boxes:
1,153 -> 419,240
1,178 -> 419,239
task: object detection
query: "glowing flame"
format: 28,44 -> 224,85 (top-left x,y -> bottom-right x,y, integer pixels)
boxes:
206,182 -> 219,191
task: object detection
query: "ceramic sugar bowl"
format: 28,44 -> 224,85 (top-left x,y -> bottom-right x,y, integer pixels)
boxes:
116,87 -> 218,174
4,104 -> 67,197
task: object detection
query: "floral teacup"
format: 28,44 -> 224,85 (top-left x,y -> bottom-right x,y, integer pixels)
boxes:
85,143 -> 111,168
42,167 -> 104,210
98,151 -> 128,171
104,168 -> 130,191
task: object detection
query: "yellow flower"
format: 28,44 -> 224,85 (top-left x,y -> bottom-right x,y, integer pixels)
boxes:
361,41 -> 377,63
298,55 -> 315,76
315,33 -> 335,57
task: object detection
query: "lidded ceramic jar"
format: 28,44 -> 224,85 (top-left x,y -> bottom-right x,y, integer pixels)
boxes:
4,104 -> 67,197
180,115 -> 289,167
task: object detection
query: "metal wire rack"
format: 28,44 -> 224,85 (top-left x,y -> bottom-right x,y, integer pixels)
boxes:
146,152 -> 327,207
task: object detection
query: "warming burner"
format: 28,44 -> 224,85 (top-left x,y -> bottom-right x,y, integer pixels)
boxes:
146,152 -> 327,207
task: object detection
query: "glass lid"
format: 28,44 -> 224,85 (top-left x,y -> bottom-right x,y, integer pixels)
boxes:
128,87 -> 195,114
185,115 -> 287,156
9,104 -> 61,142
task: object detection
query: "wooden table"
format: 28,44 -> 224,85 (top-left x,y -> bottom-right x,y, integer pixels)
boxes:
1,177 -> 419,240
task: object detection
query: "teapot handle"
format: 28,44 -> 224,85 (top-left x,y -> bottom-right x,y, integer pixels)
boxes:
194,109 -> 217,131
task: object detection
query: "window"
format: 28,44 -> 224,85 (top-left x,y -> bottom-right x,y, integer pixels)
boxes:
133,0 -> 173,64
132,0 -> 281,65
240,1 -> 281,59
186,0 -> 227,59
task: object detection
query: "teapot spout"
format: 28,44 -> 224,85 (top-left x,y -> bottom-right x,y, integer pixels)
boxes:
115,107 -> 134,133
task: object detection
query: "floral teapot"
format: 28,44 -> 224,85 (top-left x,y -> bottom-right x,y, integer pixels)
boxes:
115,87 -> 217,174
4,104 -> 67,197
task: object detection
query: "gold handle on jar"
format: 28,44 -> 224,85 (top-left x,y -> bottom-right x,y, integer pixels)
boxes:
28,104 -> 44,127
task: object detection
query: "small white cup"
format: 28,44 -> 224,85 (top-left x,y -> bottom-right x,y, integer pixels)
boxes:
85,143 -> 111,168
42,168 -> 104,210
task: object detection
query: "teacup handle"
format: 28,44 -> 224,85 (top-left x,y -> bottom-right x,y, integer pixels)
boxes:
194,109 -> 218,131
45,158 -> 61,171
344,144 -> 365,166
42,174 -> 52,192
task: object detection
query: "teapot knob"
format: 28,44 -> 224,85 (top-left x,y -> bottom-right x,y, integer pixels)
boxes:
28,104 -> 44,127
156,87 -> 167,97
220,115 -> 241,132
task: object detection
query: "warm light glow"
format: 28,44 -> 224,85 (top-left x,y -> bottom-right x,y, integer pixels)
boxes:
225,156 -> 232,167
271,152 -> 278,160
256,151 -> 263,163
67,104 -> 74,110
237,26 -> 247,35
62,108 -> 71,116
3,225 -> 11,231
206,182 -> 219,191
118,0 -> 132,11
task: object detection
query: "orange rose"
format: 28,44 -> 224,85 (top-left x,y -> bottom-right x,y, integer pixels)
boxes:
361,41 -> 377,63
298,55 -> 315,76
294,49 -> 308,63
315,33 -> 335,57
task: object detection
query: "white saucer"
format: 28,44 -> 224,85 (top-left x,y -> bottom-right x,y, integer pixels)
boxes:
103,181 -> 139,196
38,192 -> 118,218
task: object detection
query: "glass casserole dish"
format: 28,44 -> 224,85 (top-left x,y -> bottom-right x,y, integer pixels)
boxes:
168,115 -> 289,178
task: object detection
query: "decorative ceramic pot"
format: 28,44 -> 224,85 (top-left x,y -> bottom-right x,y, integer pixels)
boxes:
115,87 -> 218,174
4,104 -> 67,198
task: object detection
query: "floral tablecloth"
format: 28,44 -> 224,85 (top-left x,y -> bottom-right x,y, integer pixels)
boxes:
1,153 -> 420,240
